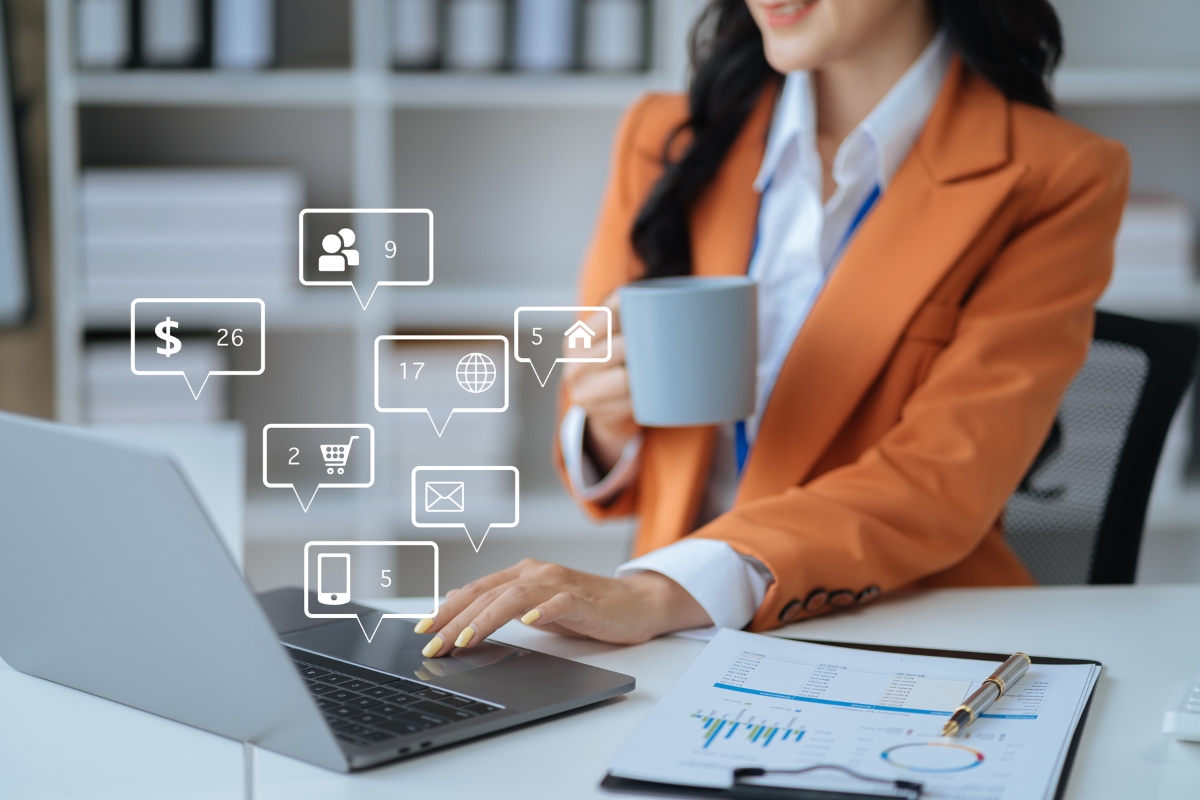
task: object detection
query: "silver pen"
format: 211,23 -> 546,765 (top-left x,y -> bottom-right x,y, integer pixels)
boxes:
940,652 -> 1031,736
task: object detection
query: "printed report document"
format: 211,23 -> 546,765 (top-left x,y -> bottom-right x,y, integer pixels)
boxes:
606,629 -> 1100,799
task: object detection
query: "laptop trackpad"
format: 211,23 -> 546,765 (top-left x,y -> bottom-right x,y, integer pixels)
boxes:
280,612 -> 528,682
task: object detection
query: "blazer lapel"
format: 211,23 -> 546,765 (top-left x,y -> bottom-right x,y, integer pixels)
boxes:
737,59 -> 1028,503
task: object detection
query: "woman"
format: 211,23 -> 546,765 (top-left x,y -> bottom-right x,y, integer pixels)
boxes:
416,0 -> 1129,657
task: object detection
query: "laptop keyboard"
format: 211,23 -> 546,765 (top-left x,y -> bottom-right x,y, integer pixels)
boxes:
289,652 -> 502,749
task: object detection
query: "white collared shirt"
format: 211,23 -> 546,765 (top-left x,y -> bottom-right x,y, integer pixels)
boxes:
563,32 -> 952,631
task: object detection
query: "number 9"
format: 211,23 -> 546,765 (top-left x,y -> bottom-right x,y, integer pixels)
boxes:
385,241 -> 396,258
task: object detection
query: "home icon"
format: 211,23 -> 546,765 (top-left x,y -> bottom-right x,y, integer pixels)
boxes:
565,320 -> 595,349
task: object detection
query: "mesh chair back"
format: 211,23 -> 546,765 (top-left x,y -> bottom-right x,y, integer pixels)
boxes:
1005,311 -> 1198,585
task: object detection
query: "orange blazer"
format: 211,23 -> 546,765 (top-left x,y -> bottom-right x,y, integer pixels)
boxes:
558,57 -> 1130,631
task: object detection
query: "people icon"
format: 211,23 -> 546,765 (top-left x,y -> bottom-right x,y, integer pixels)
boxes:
318,228 -> 359,272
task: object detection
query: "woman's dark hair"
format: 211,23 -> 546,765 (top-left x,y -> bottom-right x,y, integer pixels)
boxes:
631,0 -> 1064,278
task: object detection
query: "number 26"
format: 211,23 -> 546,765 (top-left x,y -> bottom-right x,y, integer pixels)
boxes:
217,328 -> 243,347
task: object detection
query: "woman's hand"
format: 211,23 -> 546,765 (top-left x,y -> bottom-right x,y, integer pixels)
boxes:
561,293 -> 641,473
413,559 -> 712,658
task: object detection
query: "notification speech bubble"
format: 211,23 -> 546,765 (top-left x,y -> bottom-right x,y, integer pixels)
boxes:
514,306 -> 612,386
374,335 -> 509,436
131,298 -> 264,398
411,466 -> 519,552
299,208 -> 433,309
263,424 -> 375,511
304,541 -> 439,642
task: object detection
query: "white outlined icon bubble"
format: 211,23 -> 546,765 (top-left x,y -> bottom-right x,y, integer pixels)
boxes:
300,208 -> 433,309
304,541 -> 439,642
375,335 -> 509,436
263,424 -> 375,511
514,306 -> 613,386
411,466 -> 519,552
130,298 -> 265,398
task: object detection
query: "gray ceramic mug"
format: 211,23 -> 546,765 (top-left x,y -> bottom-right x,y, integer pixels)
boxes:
619,276 -> 757,427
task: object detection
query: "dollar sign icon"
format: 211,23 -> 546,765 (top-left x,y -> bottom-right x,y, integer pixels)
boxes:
155,316 -> 182,357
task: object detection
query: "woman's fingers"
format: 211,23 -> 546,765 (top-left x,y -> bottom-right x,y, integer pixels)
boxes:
443,583 -> 560,654
420,581 -> 525,658
415,562 -> 526,636
524,591 -> 592,630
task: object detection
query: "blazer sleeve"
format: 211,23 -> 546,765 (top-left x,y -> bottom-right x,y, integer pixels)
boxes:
551,93 -> 679,520
690,135 -> 1131,631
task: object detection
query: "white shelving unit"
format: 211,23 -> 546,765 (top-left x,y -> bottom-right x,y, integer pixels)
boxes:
1051,0 -> 1200,558
1055,67 -> 1200,104
45,0 -> 662,585
44,0 -> 1200,582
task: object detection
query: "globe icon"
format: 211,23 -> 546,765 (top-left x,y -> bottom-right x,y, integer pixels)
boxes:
456,352 -> 496,394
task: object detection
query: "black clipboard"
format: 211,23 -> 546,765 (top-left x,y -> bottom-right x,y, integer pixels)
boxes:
600,638 -> 1102,800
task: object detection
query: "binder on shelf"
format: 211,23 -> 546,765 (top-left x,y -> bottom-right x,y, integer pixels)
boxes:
75,0 -> 133,69
392,0 -> 440,69
513,0 -> 576,72
139,0 -> 210,68
582,0 -> 645,72
444,0 -> 508,71
0,4 -> 28,327
212,0 -> 273,69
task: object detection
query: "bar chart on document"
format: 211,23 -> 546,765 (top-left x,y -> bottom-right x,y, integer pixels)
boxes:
608,630 -> 1100,800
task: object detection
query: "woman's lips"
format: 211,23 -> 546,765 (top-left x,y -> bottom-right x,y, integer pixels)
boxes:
758,0 -> 818,29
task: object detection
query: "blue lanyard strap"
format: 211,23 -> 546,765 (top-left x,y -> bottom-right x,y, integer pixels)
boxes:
736,183 -> 881,478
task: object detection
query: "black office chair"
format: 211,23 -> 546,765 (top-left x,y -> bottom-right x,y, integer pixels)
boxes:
1004,311 -> 1199,585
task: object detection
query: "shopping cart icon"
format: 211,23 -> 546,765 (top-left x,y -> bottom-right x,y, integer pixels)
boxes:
321,436 -> 359,475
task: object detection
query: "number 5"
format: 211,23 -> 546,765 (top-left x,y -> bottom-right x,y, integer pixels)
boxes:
532,327 -> 542,345
381,569 -> 392,588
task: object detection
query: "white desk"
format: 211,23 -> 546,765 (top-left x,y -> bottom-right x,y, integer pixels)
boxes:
3,585 -> 1198,799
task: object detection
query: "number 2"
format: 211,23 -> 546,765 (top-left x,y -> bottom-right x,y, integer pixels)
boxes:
288,447 -> 299,465
381,569 -> 392,588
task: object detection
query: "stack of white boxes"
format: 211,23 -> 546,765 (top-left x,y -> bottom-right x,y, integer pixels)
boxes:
81,167 -> 301,423
80,167 -> 303,306
84,340 -> 228,423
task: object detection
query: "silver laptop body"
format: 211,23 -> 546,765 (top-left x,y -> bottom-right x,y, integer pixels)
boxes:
0,411 -> 634,771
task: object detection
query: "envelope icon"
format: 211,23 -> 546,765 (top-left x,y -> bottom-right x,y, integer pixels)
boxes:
425,481 -> 465,513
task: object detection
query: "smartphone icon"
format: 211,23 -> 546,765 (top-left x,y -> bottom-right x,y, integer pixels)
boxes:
317,553 -> 351,605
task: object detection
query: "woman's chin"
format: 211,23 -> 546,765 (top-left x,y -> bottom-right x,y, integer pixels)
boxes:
762,37 -> 827,75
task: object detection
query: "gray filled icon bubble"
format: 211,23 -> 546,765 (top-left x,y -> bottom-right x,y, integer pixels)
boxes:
411,466 -> 519,552
130,298 -> 265,398
299,208 -> 432,309
263,424 -> 375,511
514,306 -> 612,387
374,335 -> 509,436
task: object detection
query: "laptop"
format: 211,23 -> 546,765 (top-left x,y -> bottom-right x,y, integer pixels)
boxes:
0,411 -> 634,771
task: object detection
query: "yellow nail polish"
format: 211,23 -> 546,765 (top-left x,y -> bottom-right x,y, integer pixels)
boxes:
421,637 -> 443,658
413,618 -> 433,634
455,627 -> 475,648
521,609 -> 541,625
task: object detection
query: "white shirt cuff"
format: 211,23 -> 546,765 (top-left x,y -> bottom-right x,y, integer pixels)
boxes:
560,404 -> 642,503
616,539 -> 775,631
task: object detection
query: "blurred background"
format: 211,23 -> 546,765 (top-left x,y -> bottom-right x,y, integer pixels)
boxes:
0,0 -> 1197,597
